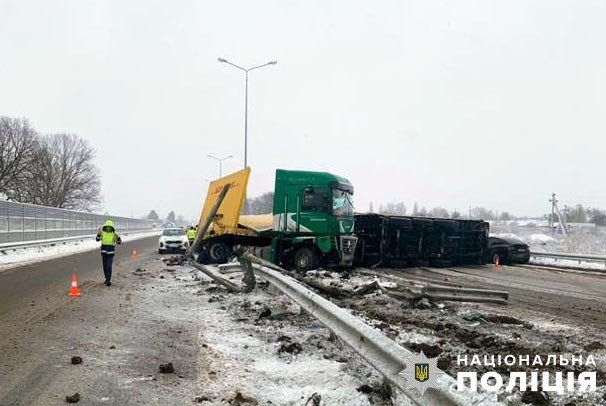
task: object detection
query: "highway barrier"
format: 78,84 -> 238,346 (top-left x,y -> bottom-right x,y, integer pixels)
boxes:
0,200 -> 155,247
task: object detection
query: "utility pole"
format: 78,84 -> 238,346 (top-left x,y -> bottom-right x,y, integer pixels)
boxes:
549,193 -> 557,234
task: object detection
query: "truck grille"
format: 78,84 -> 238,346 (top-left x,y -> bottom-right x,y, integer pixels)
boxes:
340,236 -> 357,255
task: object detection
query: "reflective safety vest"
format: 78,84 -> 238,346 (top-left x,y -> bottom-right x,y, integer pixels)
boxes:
101,231 -> 118,246
187,229 -> 197,240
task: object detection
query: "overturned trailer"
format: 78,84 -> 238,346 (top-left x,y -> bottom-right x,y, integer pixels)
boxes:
354,213 -> 489,268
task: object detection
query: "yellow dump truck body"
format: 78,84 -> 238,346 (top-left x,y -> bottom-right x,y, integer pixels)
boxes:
196,168 -> 256,240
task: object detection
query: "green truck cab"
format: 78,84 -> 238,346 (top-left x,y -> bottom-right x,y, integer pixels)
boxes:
268,169 -> 358,271
192,168 -> 357,272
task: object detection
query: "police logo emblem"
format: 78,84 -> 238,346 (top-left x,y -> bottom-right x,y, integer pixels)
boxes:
415,363 -> 429,382
399,351 -> 446,396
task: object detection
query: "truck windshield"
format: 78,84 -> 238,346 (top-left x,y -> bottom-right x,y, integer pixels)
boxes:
332,189 -> 354,217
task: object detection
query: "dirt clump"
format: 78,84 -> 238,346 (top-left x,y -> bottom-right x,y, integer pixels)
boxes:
229,391 -> 258,405
584,341 -> 605,352
305,392 -> 322,405
521,390 -> 551,405
158,362 -> 175,373
65,393 -> 80,403
70,356 -> 82,365
404,342 -> 443,358
257,308 -> 272,319
163,255 -> 187,266
278,341 -> 303,355
356,384 -> 373,394
454,328 -> 482,344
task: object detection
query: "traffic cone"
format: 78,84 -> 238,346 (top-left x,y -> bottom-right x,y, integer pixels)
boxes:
68,274 -> 82,297
131,249 -> 138,260
494,257 -> 500,270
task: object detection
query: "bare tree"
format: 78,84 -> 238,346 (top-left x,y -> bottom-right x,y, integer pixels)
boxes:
428,207 -> 450,218
244,192 -> 274,214
14,134 -> 101,210
379,202 -> 407,215
0,117 -> 39,197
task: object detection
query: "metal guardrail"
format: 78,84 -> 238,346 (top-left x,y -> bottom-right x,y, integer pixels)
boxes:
0,230 -> 156,251
238,252 -> 501,406
0,200 -> 154,246
530,252 -> 606,268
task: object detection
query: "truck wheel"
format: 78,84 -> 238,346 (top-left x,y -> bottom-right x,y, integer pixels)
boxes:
294,247 -> 320,272
158,249 -> 165,255
196,250 -> 209,264
208,241 -> 231,264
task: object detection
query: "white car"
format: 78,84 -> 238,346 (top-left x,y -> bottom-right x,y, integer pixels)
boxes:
158,228 -> 189,254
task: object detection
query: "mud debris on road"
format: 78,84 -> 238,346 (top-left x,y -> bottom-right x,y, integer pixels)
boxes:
70,356 -> 83,365
158,362 -> 175,374
65,393 -> 80,403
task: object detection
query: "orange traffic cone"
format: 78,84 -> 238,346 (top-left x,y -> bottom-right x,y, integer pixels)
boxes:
131,249 -> 138,260
69,274 -> 82,297
494,256 -> 500,270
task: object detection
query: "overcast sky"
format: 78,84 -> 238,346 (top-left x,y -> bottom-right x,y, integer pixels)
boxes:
1,0 -> 605,220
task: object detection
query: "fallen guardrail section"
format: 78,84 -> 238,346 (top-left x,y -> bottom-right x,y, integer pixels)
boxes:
233,252 -> 501,406
387,285 -> 508,305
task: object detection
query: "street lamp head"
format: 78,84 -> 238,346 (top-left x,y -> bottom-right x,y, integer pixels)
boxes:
217,57 -> 228,63
268,61 -> 278,65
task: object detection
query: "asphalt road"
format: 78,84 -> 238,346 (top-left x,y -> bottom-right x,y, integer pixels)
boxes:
0,236 -> 158,319
0,236 -> 160,404
0,235 -> 208,406
386,263 -> 606,329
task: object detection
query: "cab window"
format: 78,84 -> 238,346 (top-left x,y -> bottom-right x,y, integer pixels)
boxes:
302,187 -> 328,212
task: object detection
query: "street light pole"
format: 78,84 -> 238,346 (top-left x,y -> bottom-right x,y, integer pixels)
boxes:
208,154 -> 233,177
244,70 -> 248,169
218,57 -> 277,168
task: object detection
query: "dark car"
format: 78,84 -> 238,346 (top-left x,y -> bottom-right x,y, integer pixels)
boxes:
487,236 -> 530,265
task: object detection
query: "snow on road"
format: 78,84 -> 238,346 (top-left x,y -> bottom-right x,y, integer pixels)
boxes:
0,231 -> 160,272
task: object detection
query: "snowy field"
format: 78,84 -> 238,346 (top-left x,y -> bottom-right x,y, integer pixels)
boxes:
0,231 -> 160,272
490,223 -> 606,256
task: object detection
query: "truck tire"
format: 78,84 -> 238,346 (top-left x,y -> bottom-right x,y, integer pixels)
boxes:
208,241 -> 231,264
294,247 -> 320,272
196,250 -> 209,264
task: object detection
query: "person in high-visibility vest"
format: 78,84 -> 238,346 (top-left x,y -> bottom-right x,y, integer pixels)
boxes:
95,220 -> 122,286
186,225 -> 197,246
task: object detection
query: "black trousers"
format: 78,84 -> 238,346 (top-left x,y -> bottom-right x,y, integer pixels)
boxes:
101,253 -> 114,282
